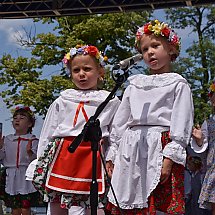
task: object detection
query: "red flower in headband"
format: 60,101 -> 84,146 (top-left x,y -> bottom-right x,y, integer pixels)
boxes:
144,23 -> 151,34
161,27 -> 170,38
15,106 -> 31,111
86,46 -> 99,57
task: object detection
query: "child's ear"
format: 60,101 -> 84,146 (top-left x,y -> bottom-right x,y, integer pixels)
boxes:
28,122 -> 33,129
169,45 -> 178,62
169,46 -> 175,56
99,67 -> 105,78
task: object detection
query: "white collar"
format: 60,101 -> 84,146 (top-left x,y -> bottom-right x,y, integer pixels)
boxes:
128,73 -> 188,90
7,133 -> 35,141
60,89 -> 110,103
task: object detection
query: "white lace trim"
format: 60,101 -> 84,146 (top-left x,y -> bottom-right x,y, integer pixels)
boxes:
128,73 -> 187,90
108,198 -> 148,209
60,89 -> 110,102
146,136 -> 163,201
162,141 -> 186,166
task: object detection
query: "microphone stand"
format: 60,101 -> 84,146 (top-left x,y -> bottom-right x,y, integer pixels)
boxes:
68,64 -> 130,215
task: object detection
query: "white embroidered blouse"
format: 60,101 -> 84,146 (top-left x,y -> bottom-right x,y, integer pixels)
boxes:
106,73 -> 194,166
0,133 -> 38,167
37,89 -> 120,158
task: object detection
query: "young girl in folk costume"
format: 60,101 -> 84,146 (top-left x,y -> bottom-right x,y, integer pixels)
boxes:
31,45 -> 120,215
105,19 -> 194,215
0,106 -> 39,215
192,80 -> 215,215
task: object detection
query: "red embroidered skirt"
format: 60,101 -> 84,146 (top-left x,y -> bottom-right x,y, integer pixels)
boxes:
106,131 -> 185,215
151,131 -> 185,214
46,137 -> 105,194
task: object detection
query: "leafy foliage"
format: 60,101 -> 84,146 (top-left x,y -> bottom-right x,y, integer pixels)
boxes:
0,12 -> 150,117
166,6 -> 215,123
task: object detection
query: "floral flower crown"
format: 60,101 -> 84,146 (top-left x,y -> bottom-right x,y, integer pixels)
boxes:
135,19 -> 181,60
62,45 -> 108,67
208,80 -> 215,98
13,106 -> 35,118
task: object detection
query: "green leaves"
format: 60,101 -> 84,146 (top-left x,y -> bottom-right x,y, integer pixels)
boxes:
0,12 -> 151,117
166,6 -> 215,123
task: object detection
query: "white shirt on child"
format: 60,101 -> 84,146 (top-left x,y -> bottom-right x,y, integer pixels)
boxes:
37,89 -> 120,158
26,89 -> 120,181
0,133 -> 38,195
106,73 -> 194,209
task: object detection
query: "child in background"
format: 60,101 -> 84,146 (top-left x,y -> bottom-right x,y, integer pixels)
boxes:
192,80 -> 215,215
105,19 -> 194,214
30,45 -> 120,215
184,155 -> 210,215
0,106 -> 39,215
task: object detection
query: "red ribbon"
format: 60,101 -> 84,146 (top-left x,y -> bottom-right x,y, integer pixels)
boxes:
73,101 -> 89,127
16,137 -> 37,168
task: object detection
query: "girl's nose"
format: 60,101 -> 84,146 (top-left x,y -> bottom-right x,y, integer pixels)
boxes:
148,47 -> 154,54
15,118 -> 20,122
79,70 -> 85,77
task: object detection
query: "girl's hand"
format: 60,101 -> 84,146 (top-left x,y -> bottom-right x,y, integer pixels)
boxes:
192,125 -> 203,146
106,160 -> 114,178
26,140 -> 33,157
160,158 -> 173,184
0,136 -> 4,149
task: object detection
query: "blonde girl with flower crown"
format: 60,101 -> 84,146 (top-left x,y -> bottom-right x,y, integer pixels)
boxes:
0,106 -> 39,215
191,80 -> 215,215
105,19 -> 194,215
27,45 -> 120,215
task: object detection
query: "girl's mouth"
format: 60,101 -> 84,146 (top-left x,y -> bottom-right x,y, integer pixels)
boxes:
79,80 -> 87,83
149,58 -> 157,65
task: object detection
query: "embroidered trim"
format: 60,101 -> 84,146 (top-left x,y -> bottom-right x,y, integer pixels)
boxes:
128,73 -> 187,90
50,173 -> 103,182
60,89 -> 111,103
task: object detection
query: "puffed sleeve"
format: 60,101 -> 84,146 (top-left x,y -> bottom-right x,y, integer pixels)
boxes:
37,100 -> 59,158
163,81 -> 194,166
106,86 -> 131,163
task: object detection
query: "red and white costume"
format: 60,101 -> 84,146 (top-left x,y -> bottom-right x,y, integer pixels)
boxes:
31,89 -> 120,195
0,134 -> 38,195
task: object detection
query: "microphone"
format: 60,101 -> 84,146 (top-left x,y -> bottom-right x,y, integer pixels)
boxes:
114,54 -> 143,70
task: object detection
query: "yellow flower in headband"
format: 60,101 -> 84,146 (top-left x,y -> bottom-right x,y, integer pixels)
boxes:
152,20 -> 162,35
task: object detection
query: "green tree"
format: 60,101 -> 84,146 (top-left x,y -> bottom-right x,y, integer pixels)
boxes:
166,6 -> 215,123
0,12 -> 151,117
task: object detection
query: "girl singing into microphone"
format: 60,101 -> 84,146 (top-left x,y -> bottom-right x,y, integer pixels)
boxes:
105,19 -> 194,214
28,45 -> 120,215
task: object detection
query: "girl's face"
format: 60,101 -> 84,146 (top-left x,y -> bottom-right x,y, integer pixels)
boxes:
12,113 -> 33,135
140,34 -> 172,74
70,55 -> 103,90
